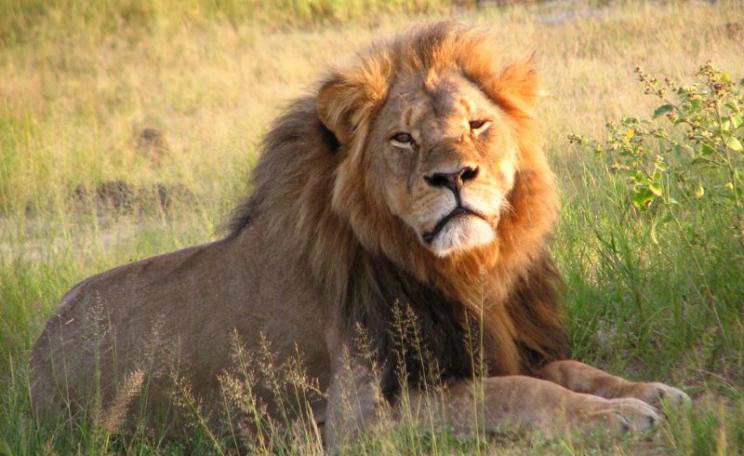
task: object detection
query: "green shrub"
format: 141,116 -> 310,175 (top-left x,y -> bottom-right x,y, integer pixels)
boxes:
570,63 -> 743,243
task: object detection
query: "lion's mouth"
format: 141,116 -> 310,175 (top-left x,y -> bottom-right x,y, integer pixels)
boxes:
422,207 -> 488,244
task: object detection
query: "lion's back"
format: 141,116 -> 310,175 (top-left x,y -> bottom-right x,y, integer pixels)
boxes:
30,239 -> 248,419
30,226 -> 333,423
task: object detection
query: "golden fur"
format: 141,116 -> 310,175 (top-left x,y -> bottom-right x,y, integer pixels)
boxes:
31,22 -> 687,445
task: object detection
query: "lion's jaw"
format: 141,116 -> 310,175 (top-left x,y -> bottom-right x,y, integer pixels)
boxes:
427,211 -> 496,257
367,71 -> 518,257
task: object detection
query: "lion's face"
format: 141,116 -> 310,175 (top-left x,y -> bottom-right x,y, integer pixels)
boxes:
318,24 -> 544,265
366,71 -> 517,257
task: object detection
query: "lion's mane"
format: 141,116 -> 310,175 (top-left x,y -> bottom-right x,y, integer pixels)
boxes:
229,22 -> 569,401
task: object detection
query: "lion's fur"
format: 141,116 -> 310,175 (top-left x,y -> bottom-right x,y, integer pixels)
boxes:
31,21 -> 569,426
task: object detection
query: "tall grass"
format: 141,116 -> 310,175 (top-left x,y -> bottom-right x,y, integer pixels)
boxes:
1,0 -> 742,454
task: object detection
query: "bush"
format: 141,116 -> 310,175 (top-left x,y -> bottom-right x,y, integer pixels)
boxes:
570,63 -> 743,244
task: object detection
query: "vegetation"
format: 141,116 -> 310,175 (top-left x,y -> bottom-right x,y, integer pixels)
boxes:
1,0 -> 742,454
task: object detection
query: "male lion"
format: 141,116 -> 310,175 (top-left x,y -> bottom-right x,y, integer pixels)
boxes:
31,22 -> 688,449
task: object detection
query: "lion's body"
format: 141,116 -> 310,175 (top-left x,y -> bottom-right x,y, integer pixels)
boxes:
31,23 -> 687,446
30,219 -> 331,421
31,93 -> 564,419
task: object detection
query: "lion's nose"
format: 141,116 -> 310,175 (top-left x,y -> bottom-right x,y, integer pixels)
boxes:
425,166 -> 479,191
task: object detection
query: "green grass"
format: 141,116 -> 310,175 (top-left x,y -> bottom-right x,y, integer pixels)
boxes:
1,0 -> 743,454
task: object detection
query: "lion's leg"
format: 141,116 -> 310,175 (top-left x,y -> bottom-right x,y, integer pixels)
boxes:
408,376 -> 660,438
325,364 -> 661,452
537,360 -> 689,408
324,356 -> 388,452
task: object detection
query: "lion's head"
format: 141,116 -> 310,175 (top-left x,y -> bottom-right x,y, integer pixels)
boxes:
230,21 -> 567,387
314,22 -> 554,276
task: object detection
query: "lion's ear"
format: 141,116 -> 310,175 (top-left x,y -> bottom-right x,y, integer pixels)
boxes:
317,68 -> 388,146
479,55 -> 539,113
499,57 -> 539,106
317,75 -> 359,145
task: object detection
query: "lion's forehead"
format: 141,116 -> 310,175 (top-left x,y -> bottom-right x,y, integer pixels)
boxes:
386,72 -> 497,139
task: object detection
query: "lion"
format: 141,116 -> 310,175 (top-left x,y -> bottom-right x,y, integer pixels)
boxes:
30,22 -> 688,449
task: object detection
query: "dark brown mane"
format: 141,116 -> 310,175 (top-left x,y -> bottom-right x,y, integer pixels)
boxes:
227,100 -> 340,237
342,249 -> 568,402
342,251 -> 476,402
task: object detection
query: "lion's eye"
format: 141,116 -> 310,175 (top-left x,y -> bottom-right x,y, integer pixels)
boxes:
469,120 -> 490,132
391,132 -> 415,148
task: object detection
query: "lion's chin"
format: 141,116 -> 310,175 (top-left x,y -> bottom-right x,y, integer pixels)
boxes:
428,216 -> 495,257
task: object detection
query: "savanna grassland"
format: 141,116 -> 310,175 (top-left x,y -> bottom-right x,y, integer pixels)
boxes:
1,0 -> 743,454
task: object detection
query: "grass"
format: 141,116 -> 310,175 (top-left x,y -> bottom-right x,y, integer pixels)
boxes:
1,0 -> 743,454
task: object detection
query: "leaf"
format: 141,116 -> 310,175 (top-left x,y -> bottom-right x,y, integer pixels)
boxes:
632,188 -> 655,208
649,183 -> 663,196
694,184 -> 705,198
700,143 -> 715,156
653,104 -> 674,119
650,219 -> 660,245
731,115 -> 744,130
726,136 -> 743,152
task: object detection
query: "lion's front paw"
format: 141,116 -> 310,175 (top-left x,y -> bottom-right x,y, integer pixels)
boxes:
602,398 -> 662,433
626,382 -> 690,408
573,396 -> 662,435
